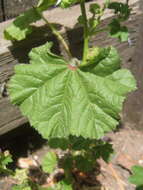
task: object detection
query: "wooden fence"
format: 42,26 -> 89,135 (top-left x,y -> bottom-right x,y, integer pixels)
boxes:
0,0 -> 38,22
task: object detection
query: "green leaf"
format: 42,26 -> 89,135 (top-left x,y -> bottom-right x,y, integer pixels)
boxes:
104,0 -> 110,7
78,15 -> 84,25
60,0 -> 79,8
129,166 -> 143,186
13,169 -> 29,184
56,179 -> 73,190
29,42 -> 63,65
0,151 -> 13,167
4,0 -> 57,41
109,19 -> 129,42
94,141 -> 114,162
0,151 -> 13,175
82,46 -> 121,77
12,184 -> 31,190
38,187 -> 53,190
74,155 -> 93,172
48,138 -> 69,150
63,156 -> 73,170
38,179 -> 73,190
69,136 -> 95,150
89,3 -> 101,14
4,8 -> 41,41
42,152 -> 58,173
8,42 -> 136,140
108,2 -> 131,21
37,0 -> 57,12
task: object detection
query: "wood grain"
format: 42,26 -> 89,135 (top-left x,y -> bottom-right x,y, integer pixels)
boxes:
3,0 -> 38,20
0,0 -> 4,22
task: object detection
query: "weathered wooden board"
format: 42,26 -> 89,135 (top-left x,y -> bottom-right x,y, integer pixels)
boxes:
0,0 -> 3,22
123,0 -> 143,130
0,0 -> 142,135
3,0 -> 38,20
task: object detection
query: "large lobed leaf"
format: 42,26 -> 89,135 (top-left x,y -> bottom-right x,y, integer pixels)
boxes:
8,42 -> 136,140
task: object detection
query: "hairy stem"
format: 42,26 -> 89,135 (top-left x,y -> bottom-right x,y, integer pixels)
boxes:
36,9 -> 72,59
80,0 -> 89,66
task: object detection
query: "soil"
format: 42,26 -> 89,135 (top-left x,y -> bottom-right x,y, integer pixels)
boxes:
0,125 -> 143,190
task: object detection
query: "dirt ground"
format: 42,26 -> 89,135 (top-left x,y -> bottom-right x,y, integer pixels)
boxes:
99,127 -> 143,190
0,125 -> 143,190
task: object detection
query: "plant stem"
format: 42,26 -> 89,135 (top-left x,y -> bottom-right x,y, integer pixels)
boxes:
80,0 -> 89,66
36,9 -> 72,59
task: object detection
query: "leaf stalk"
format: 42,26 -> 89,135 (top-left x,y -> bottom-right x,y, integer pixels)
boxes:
36,9 -> 72,59
80,0 -> 89,66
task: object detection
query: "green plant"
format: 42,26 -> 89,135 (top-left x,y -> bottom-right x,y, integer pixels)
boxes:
129,165 -> 143,190
0,150 -> 13,175
4,0 -> 137,189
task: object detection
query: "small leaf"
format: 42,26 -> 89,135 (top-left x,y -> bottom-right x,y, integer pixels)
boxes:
48,138 -> 69,150
12,184 -> 31,190
104,0 -> 110,7
42,152 -> 58,173
129,165 -> 143,186
56,179 -> 73,190
82,46 -> 121,77
8,42 -> 136,140
4,8 -> 41,41
89,3 -> 101,14
0,151 -> 13,167
63,156 -> 73,170
37,0 -> 57,11
13,169 -> 29,184
78,15 -> 84,25
108,2 -> 131,21
0,151 -> 13,175
109,19 -> 129,42
4,0 -> 57,41
74,155 -> 93,172
60,0 -> 79,8
94,141 -> 114,162
38,187 -> 53,190
70,136 -> 94,150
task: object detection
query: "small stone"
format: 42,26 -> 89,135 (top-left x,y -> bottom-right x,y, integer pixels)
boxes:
17,157 -> 38,169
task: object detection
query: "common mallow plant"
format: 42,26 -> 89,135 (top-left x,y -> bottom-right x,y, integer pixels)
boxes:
4,0 -> 137,189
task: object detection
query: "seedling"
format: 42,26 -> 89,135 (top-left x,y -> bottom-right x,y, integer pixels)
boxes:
4,0 -> 137,189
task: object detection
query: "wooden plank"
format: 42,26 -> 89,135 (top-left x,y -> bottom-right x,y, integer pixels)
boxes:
0,98 -> 27,135
3,0 -> 38,20
0,0 -> 142,135
123,0 -> 143,130
0,0 -> 4,22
